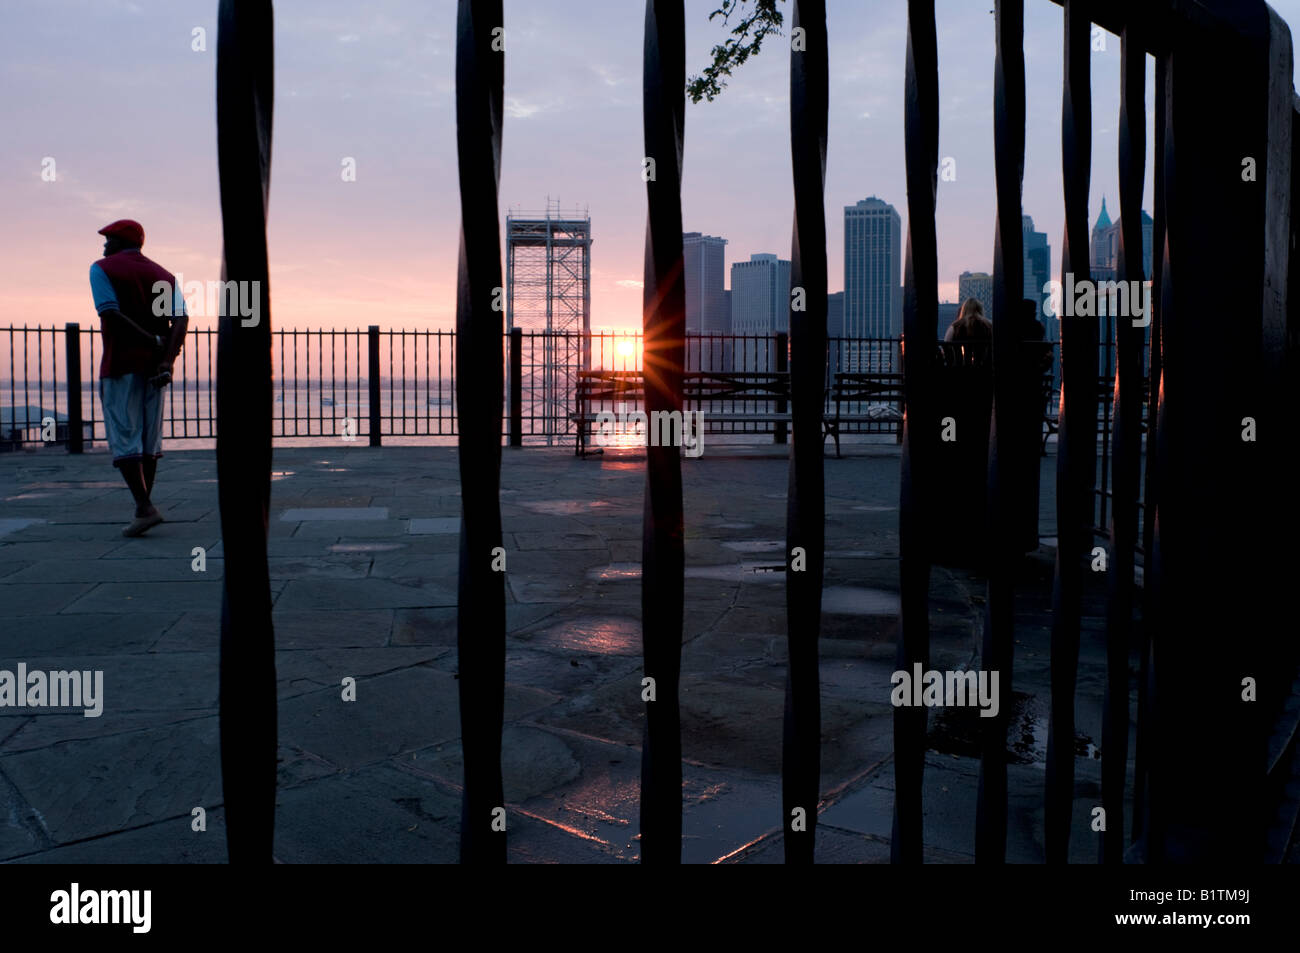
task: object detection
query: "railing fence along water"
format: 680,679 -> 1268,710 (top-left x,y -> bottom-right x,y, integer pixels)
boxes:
4,324 -> 1129,443
9,0 -> 1294,864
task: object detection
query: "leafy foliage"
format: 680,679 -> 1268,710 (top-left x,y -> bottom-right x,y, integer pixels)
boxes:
686,0 -> 786,104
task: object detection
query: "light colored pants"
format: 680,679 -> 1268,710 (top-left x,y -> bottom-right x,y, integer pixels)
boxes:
100,373 -> 164,465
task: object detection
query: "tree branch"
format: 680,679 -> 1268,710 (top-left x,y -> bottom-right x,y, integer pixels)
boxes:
687,0 -> 786,104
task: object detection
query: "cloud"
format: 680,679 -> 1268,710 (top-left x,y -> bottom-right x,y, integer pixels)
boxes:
591,64 -> 626,88
615,279 -> 644,289
505,97 -> 549,119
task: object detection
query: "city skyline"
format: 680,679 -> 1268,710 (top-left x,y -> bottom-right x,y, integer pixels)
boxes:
8,0 -> 1300,333
606,196 -> 1139,338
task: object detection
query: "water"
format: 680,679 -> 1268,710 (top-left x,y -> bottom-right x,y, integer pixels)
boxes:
1,381 -> 460,450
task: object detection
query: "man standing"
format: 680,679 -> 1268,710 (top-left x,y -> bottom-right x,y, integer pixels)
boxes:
89,219 -> 188,537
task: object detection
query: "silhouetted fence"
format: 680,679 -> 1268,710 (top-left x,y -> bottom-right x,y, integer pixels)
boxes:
897,0 -> 1297,866
76,0 -> 1300,865
2,324 -> 1139,445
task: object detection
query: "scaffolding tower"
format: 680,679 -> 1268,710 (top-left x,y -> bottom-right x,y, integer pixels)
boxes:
506,201 -> 592,445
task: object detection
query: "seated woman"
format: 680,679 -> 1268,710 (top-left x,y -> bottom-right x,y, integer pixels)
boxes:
944,297 -> 993,342
942,297 -> 993,367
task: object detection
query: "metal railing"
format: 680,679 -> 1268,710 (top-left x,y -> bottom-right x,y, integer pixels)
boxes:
3,319 -> 1145,558
4,324 -> 1142,447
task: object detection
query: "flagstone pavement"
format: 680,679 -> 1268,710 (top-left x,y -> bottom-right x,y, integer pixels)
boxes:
0,440 -> 1134,863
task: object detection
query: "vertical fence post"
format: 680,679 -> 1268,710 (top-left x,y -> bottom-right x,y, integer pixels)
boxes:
1043,0 -> 1096,865
1133,53 -> 1166,847
639,0 -> 686,864
64,323 -> 83,454
454,0 -> 507,864
775,330 -> 789,444
510,327 -> 522,446
368,324 -> 381,447
1145,5 -> 1271,864
214,0 -> 276,864
895,0 -> 939,864
1100,22 -> 1146,864
977,0 -> 1026,865
783,0 -> 828,864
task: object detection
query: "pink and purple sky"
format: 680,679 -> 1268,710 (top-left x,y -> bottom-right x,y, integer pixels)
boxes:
4,0 -> 1300,331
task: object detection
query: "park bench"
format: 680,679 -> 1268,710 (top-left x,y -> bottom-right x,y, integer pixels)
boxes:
822,372 -> 904,457
572,344 -> 1071,459
1040,373 -> 1153,455
574,367 -> 910,457
572,370 -> 644,456
573,369 -> 794,456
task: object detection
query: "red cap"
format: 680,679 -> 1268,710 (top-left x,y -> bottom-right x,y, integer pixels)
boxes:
97,219 -> 145,247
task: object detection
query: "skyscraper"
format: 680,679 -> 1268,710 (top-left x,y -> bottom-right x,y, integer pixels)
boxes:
682,232 -> 728,334
1089,202 -> 1154,378
1023,214 -> 1052,318
730,253 -> 791,335
958,270 -> 994,321
1090,201 -> 1154,282
730,253 -> 791,371
1091,195 -> 1113,276
844,197 -> 901,372
827,291 -> 845,372
845,197 -> 901,338
683,232 -> 728,370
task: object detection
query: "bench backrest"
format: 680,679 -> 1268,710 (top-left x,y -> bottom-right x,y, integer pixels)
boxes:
829,372 -> 904,404
575,371 -> 644,405
577,370 -> 793,408
681,371 -> 789,404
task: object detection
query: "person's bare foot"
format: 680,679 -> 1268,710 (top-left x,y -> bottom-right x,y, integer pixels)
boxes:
122,505 -> 164,537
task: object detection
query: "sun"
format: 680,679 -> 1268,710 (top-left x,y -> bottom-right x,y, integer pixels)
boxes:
616,339 -> 636,359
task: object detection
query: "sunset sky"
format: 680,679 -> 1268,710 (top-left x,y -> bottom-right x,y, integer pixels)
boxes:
4,0 -> 1300,332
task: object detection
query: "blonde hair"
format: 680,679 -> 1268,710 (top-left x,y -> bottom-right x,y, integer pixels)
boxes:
958,298 -> 985,323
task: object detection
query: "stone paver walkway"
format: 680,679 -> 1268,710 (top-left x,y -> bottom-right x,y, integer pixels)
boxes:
0,440 -> 1126,863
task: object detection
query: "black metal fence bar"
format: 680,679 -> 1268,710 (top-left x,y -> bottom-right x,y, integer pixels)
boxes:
783,0 -> 828,865
1143,0 -> 1282,864
509,327 -> 522,446
214,0 -> 276,864
368,326 -> 381,446
638,0 -> 686,865
453,0 -> 507,864
1132,53 -> 1166,847
976,0 -> 1026,865
1043,0 -> 1097,865
1100,21 -> 1146,863
894,0 -> 940,865
65,324 -> 82,454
